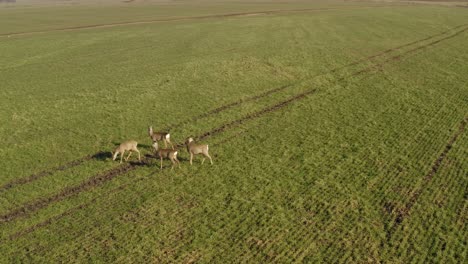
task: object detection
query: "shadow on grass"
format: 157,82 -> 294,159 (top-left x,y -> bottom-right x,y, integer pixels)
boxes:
93,150 -> 191,167
91,151 -> 111,161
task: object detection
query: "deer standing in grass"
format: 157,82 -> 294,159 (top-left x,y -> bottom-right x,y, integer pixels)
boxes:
186,137 -> 213,165
152,141 -> 180,170
148,126 -> 173,149
112,140 -> 141,163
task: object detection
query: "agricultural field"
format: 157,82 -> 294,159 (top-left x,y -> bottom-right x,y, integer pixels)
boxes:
0,0 -> 467,262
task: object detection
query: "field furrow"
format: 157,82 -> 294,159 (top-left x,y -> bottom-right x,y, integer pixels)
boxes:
1,2 -> 467,262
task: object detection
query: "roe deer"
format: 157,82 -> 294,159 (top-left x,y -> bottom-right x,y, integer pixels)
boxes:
186,137 -> 213,165
152,141 -> 180,170
148,126 -> 173,149
112,140 -> 141,163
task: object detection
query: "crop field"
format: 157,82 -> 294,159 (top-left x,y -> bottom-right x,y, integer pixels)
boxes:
0,0 -> 467,262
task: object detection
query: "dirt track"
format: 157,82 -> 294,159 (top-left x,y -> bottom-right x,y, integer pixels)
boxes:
3,129 -> 249,242
331,23 -> 468,73
0,5 -> 401,38
2,18 -> 467,239
165,84 -> 293,131
340,25 -> 468,80
0,154 -> 95,192
0,88 -> 318,224
0,85 -> 294,193
0,162 -> 142,223
384,117 -> 467,242
5,178 -> 142,241
3,21 -> 466,193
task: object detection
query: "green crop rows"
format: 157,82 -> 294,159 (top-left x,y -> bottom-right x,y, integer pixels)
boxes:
0,1 -> 467,262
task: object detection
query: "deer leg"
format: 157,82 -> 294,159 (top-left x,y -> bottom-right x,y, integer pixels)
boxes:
125,151 -> 133,161
201,157 -> 205,165
120,151 -> 124,163
175,157 -> 181,168
207,153 -> 213,165
160,157 -> 163,170
190,153 -> 193,165
168,139 -> 174,150
136,149 -> 141,161
164,140 -> 167,148
170,158 -> 175,171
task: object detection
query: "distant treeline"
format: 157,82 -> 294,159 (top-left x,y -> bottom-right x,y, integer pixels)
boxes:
0,0 -> 16,3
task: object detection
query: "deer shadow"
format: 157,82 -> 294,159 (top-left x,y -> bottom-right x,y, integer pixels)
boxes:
92,145 -> 152,162
91,151 -> 112,161
128,160 -> 148,166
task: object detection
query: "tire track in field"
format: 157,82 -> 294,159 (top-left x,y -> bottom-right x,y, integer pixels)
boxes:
0,84 -> 293,193
0,92 -> 299,244
352,26 -> 468,240
3,21 -> 465,193
340,25 -> 468,80
2,17 -> 466,225
195,89 -> 317,142
0,153 -> 102,193
6,177 -> 145,242
3,19 -> 466,243
0,162 -> 143,223
0,89 -> 317,224
384,117 -> 467,242
0,6 -> 391,38
331,23 -> 468,73
4,126 -> 255,242
2,18 -> 466,226
165,85 -> 293,131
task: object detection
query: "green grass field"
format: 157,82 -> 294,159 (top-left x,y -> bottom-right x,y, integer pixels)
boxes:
0,0 -> 467,262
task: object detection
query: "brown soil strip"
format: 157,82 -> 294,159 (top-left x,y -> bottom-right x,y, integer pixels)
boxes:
384,117 -> 467,241
0,89 -> 316,225
0,6 -> 399,38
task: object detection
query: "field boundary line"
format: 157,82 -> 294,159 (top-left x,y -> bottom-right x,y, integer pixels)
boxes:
0,5 -> 406,38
